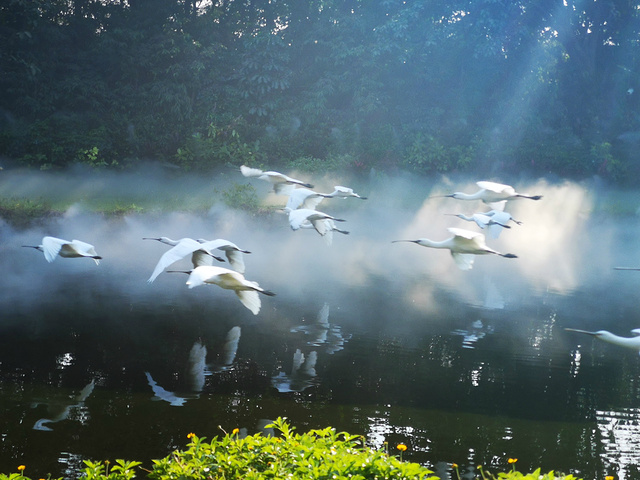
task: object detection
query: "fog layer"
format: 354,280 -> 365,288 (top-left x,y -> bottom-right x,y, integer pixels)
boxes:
0,167 -> 636,331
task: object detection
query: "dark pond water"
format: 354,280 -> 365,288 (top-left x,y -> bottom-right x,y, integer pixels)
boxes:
2,170 -> 640,479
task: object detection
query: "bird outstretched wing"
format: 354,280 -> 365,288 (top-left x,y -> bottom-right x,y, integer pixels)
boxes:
148,239 -> 207,283
451,252 -> 475,270
41,236 -> 68,262
476,181 -> 514,194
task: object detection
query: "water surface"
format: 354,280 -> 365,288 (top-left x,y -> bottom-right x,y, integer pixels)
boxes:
1,170 -> 640,479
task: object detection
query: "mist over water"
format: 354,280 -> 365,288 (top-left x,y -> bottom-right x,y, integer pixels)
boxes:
3,167 -> 640,478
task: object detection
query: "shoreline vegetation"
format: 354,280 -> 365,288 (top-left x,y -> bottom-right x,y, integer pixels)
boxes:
0,418 -> 582,480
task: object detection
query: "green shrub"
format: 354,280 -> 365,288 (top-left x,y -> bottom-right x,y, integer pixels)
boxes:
287,153 -> 356,174
403,133 -> 473,174
0,196 -> 59,229
0,420 -> 585,480
221,183 -> 261,212
150,417 -> 437,480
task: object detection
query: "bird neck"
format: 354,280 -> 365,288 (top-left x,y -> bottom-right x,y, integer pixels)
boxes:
416,238 -> 448,249
598,332 -> 640,348
451,192 -> 481,201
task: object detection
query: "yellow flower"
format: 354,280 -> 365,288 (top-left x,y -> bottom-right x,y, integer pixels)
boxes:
396,444 -> 407,452
508,458 -> 518,464
232,428 -> 240,435
606,477 -> 615,480
452,463 -> 458,468
17,466 -> 26,472
187,432 -> 195,439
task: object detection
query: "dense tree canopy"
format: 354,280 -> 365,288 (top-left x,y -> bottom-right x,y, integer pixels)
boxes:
1,0 -> 639,181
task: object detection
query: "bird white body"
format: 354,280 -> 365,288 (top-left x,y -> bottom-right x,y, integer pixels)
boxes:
240,165 -> 313,194
299,218 -> 349,245
286,208 -> 346,237
144,237 -> 220,283
285,188 -> 330,210
326,185 -> 367,200
23,236 -> 102,265
565,328 -> 640,353
196,238 -> 251,273
446,181 -> 542,206
184,265 -> 275,315
393,227 -> 517,270
449,209 -> 521,238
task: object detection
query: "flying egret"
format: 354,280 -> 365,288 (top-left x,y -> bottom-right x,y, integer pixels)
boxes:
393,227 -> 518,270
285,187 -> 332,210
565,328 -> 640,353
196,238 -> 251,273
285,207 -> 347,237
299,218 -> 349,246
144,237 -> 223,283
438,181 -> 542,207
240,165 -> 313,194
326,185 -> 367,200
448,209 -> 521,238
446,212 -> 510,230
171,265 -> 275,315
23,236 -> 102,265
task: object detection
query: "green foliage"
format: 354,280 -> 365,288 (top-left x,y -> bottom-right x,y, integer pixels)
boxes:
589,142 -> 626,182
149,417 -> 437,479
2,0 -> 640,180
76,147 -> 120,169
287,153 -> 356,174
175,122 -> 258,171
0,196 -> 58,229
472,466 -> 579,480
82,460 -> 142,480
404,133 -> 474,174
221,183 -> 261,212
0,420 -> 584,480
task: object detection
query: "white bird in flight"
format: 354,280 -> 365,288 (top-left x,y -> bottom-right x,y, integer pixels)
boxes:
196,238 -> 251,273
565,328 -> 640,353
285,188 -> 332,210
240,165 -> 313,194
144,237 -> 224,283
447,209 -> 521,238
299,218 -> 349,246
22,236 -> 102,265
393,227 -> 517,270
438,181 -> 542,207
171,265 -> 275,315
285,207 -> 347,237
326,185 -> 367,200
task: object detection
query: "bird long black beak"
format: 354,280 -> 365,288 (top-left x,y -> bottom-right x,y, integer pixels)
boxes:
167,270 -> 192,275
565,328 -> 598,336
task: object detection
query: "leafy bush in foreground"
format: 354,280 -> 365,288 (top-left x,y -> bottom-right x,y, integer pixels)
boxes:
1,418 -> 584,480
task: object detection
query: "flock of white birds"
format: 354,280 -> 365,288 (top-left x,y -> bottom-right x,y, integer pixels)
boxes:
19,166 -> 640,353
19,167 -> 550,316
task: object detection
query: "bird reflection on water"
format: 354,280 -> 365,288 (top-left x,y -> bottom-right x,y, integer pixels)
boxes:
271,349 -> 318,393
33,379 -> 95,431
289,303 -> 351,354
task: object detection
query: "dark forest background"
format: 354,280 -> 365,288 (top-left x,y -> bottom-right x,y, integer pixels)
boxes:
2,0 -> 640,182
